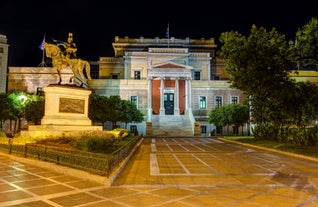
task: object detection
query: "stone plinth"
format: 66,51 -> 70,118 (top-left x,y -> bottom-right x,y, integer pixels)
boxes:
146,122 -> 153,136
22,84 -> 103,138
41,85 -> 92,125
194,122 -> 201,136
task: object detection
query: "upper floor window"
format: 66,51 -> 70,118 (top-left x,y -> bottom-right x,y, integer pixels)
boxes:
231,96 -> 238,104
215,96 -> 222,107
199,96 -> 206,109
194,71 -> 201,80
134,71 -> 141,80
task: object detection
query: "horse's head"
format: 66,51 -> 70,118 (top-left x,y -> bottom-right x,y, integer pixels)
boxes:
44,42 -> 61,58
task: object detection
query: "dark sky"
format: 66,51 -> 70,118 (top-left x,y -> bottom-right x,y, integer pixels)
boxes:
1,0 -> 316,67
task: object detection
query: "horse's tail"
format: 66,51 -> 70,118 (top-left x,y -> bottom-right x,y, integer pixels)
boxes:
84,61 -> 92,80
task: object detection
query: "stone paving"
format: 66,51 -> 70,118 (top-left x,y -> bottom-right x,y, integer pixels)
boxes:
1,137 -> 318,207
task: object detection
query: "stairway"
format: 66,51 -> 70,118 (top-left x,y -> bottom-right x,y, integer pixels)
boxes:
151,115 -> 194,137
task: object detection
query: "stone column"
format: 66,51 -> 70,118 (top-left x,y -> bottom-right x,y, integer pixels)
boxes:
185,78 -> 188,111
208,64 -> 211,81
187,78 -> 192,114
159,77 -> 165,115
124,59 -> 128,79
188,78 -> 192,109
147,77 -> 153,122
174,78 -> 180,115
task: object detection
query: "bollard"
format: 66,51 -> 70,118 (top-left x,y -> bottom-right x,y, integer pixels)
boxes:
5,131 -> 14,154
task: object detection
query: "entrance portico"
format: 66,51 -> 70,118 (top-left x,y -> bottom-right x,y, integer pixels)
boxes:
147,61 -> 193,121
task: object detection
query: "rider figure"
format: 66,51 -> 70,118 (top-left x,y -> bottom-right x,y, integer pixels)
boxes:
63,32 -> 77,59
53,32 -> 77,59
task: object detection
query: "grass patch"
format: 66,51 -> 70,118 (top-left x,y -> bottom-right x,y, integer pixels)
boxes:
222,136 -> 318,159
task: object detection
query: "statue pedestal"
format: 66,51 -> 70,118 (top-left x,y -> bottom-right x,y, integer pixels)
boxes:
41,85 -> 92,125
23,85 -> 103,138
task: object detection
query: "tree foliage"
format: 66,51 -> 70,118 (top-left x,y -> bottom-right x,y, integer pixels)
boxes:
0,93 -> 11,130
218,25 -> 293,127
218,25 -> 292,95
217,18 -> 318,140
293,17 -> 318,69
208,104 -> 249,135
121,100 -> 144,127
24,95 -> 45,125
89,94 -> 144,129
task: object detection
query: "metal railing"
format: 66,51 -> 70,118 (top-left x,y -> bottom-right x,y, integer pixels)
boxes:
0,136 -> 142,177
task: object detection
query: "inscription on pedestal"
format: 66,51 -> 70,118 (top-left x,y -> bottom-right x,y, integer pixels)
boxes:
59,98 -> 84,114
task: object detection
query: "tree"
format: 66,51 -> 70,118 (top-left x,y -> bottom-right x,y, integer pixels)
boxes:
218,25 -> 293,128
120,100 -> 144,128
106,95 -> 123,129
6,91 -> 31,132
208,104 -> 249,136
287,81 -> 318,127
229,104 -> 249,135
88,94 -> 144,130
0,93 -> 11,131
25,95 -> 45,125
293,17 -> 318,70
88,93 -> 109,124
208,106 -> 226,135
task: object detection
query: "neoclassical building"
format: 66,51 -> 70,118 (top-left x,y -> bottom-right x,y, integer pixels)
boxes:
7,36 -> 246,136
89,36 -> 245,136
0,34 -> 9,93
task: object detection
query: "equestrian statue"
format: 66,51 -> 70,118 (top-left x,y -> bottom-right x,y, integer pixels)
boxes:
43,32 -> 91,85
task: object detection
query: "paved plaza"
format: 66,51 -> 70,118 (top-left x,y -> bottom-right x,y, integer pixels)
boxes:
1,137 -> 318,207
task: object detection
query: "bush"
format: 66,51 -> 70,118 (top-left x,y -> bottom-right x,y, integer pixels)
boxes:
74,136 -> 114,153
33,130 -> 134,154
35,136 -> 76,149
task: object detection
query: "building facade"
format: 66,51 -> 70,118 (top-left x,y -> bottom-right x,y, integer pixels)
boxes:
0,34 -> 9,93
7,36 -> 246,136
90,36 -> 245,136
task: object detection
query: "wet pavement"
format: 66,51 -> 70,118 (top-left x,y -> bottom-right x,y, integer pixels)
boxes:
1,137 -> 318,207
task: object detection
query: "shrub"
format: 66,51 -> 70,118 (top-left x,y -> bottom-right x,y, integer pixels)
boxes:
72,130 -> 116,153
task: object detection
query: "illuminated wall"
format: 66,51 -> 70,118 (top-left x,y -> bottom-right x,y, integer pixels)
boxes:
0,34 -> 9,93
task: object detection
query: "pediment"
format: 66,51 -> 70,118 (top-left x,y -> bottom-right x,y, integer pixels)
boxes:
148,61 -> 192,78
150,61 -> 192,70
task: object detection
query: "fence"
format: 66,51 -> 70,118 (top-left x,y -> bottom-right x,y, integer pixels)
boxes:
0,136 -> 142,177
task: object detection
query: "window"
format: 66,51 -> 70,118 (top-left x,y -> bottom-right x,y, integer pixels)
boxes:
215,96 -> 222,107
194,71 -> 201,80
130,125 -> 138,135
134,71 -> 141,80
231,96 -> 238,104
131,96 -> 138,108
212,74 -> 220,80
199,96 -> 206,109
111,73 -> 119,79
201,125 -> 207,133
90,66 -> 99,79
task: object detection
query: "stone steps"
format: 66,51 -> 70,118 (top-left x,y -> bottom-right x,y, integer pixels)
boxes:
151,115 -> 194,137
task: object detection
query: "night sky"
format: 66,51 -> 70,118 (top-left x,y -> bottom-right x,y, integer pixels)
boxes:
1,0 -> 316,67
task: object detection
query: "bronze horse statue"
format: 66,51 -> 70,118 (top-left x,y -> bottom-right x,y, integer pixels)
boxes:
44,42 -> 92,84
